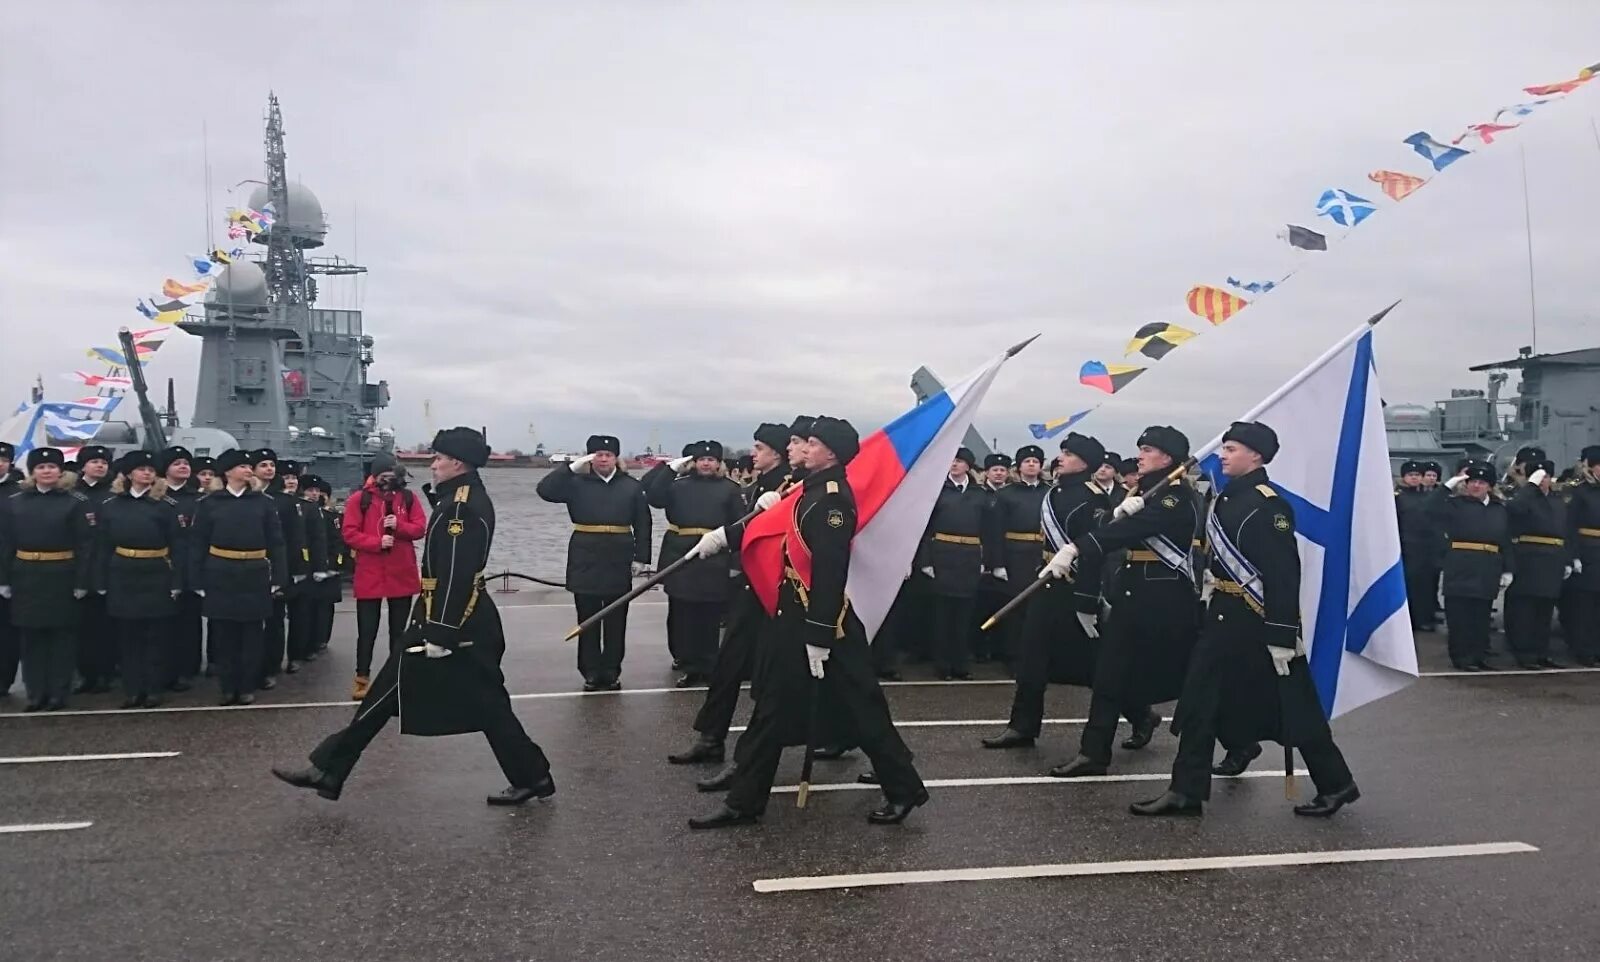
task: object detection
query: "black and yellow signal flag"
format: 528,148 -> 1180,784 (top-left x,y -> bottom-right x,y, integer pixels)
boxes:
1125,322 -> 1197,361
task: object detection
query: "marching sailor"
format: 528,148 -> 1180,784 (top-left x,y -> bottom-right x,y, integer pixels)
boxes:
1045,426 -> 1197,778
1132,421 -> 1359,817
272,428 -> 554,805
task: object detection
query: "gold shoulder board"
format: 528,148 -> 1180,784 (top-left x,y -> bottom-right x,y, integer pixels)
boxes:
826,481 -> 840,494
1256,484 -> 1276,498
454,485 -> 471,504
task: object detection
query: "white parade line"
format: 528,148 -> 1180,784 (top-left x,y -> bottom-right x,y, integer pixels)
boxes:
0,751 -> 180,765
771,769 -> 1308,794
731,716 -> 1171,733
3,665 -> 1592,719
0,822 -> 95,835
751,841 -> 1540,893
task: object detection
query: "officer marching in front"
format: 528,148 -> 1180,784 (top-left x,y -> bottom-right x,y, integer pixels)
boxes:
190,449 -> 285,705
273,428 -> 555,806
685,417 -> 928,829
983,433 -> 1112,749
1046,426 -> 1197,778
645,440 -> 744,687
536,434 -> 652,691
96,451 -> 182,708
1132,421 -> 1359,818
1504,458 -> 1570,669
917,447 -> 988,679
667,422 -> 794,767
73,444 -> 118,695
0,447 -> 96,711
1431,461 -> 1513,671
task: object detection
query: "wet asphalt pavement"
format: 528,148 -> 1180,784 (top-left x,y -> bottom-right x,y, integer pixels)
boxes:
3,598 -> 1598,962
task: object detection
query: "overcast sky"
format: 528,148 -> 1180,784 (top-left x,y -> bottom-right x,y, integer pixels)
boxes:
3,2 -> 1598,457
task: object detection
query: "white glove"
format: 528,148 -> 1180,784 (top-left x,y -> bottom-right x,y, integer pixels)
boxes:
1528,469 -> 1548,487
1113,495 -> 1145,519
1076,610 -> 1099,639
631,561 -> 649,577
569,453 -> 597,473
1574,559 -> 1584,575
1446,472 -> 1467,491
292,574 -> 307,584
193,589 -> 205,597
170,589 -> 181,600
1042,543 -> 1078,580
73,588 -> 88,599
993,567 -> 1009,582
271,586 -> 282,595
1200,570 -> 1216,604
920,566 -> 935,579
668,455 -> 694,473
423,642 -> 452,659
805,643 -> 830,679
1266,645 -> 1294,677
0,585 -> 11,599
1499,572 -> 1513,589
1564,565 -> 1573,580
96,589 -> 107,595
754,490 -> 782,512
688,527 -> 728,559
312,572 -> 330,582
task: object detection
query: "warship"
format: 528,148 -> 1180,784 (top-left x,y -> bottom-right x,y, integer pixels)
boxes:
0,95 -> 392,492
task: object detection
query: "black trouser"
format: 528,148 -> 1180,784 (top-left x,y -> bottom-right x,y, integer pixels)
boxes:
76,593 -> 116,684
1404,561 -> 1439,628
308,650 -> 551,790
355,596 -> 412,676
1170,709 -> 1353,802
1076,685 -> 1155,766
1504,594 -> 1556,664
288,593 -> 317,662
971,586 -> 1009,661
668,598 -> 723,677
261,596 -> 288,680
871,587 -> 913,675
1573,590 -> 1600,662
726,639 -> 924,816
116,618 -> 166,698
1444,595 -> 1493,666
318,602 -> 336,649
21,627 -> 76,704
211,619 -> 264,697
0,598 -> 18,693
166,592 -> 204,685
574,592 -> 628,683
930,594 -> 974,674
1007,613 -> 1149,740
693,590 -> 763,741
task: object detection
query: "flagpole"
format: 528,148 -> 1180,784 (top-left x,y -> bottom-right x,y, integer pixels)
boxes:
1519,144 -> 1538,354
984,302 -> 1401,634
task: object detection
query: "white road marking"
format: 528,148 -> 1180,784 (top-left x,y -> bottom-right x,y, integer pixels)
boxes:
771,769 -> 1308,794
1420,666 -> 1600,678
730,717 -> 1169,733
751,841 -> 1539,893
0,822 -> 95,835
3,664 -> 1591,719
0,751 -> 180,765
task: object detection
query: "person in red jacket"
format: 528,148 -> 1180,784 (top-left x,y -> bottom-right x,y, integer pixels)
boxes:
342,453 -> 427,699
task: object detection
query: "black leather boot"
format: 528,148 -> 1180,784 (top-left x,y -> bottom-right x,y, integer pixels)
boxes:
668,734 -> 726,765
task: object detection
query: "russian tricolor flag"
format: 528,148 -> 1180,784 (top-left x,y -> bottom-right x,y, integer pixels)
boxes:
741,344 -> 1021,639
